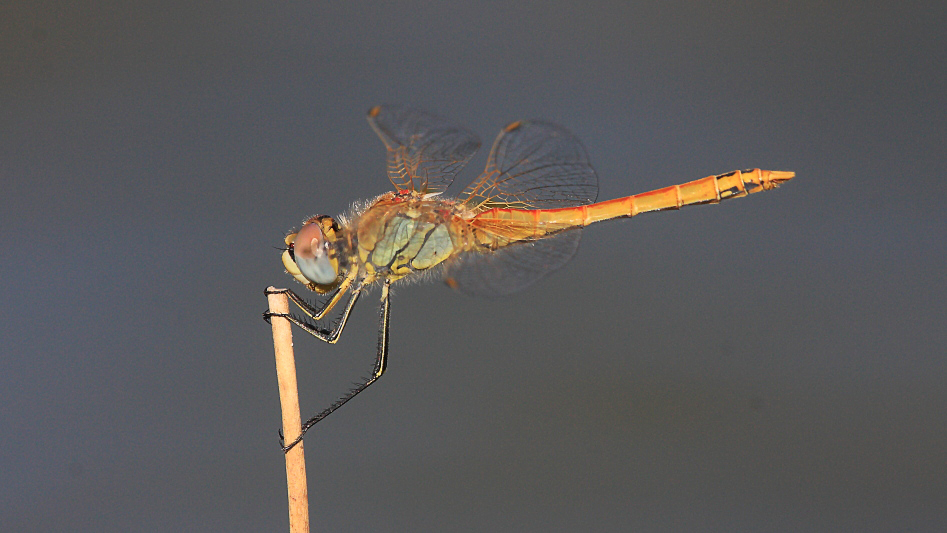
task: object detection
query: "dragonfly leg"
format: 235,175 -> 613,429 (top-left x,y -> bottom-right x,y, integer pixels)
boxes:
265,282 -> 363,345
264,268 -> 357,322
280,279 -> 392,452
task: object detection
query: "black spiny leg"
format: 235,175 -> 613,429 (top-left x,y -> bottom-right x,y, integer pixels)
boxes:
264,271 -> 355,324
280,279 -> 392,453
264,282 -> 363,345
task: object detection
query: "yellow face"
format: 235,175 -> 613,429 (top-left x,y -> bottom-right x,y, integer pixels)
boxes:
281,215 -> 342,293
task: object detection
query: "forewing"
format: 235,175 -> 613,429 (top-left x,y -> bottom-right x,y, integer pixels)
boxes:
458,120 -> 599,210
367,105 -> 481,194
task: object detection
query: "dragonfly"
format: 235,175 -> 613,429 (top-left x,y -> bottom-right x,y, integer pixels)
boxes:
265,105 -> 793,451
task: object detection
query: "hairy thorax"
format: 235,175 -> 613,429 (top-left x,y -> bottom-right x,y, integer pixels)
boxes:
352,191 -> 476,281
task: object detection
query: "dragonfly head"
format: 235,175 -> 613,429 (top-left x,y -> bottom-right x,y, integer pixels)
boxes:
282,215 -> 342,294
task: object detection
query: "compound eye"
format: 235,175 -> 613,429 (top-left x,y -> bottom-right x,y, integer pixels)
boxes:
292,222 -> 337,284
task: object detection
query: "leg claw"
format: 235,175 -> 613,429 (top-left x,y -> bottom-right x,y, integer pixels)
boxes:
263,311 -> 291,323
264,287 -> 290,296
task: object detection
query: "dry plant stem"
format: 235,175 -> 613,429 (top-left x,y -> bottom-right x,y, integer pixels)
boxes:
267,287 -> 310,533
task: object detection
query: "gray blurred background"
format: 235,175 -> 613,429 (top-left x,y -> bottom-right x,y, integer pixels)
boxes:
2,2 -> 945,531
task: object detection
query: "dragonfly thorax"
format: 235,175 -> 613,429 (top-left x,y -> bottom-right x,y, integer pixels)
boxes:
354,193 -> 466,283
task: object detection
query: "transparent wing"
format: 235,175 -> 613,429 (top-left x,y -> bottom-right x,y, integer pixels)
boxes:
445,230 -> 582,297
447,120 -> 599,296
458,120 -> 599,210
367,105 -> 481,194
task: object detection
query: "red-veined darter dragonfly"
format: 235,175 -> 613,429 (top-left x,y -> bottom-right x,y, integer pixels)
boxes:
265,105 -> 793,451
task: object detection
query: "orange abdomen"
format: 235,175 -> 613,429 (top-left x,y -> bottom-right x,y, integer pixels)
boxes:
470,169 -> 794,245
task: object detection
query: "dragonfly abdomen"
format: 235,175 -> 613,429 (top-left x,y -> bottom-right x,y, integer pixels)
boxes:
540,168 -> 794,227
467,169 -> 793,249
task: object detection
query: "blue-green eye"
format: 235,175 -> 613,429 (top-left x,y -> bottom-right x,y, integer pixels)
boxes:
292,222 -> 338,285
